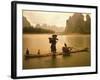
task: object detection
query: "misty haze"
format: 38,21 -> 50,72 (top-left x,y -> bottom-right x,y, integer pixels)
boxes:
23,10 -> 91,69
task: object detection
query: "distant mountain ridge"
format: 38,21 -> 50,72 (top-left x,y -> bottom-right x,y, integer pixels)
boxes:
23,16 -> 54,34
64,13 -> 91,34
23,16 -> 31,27
23,16 -> 64,33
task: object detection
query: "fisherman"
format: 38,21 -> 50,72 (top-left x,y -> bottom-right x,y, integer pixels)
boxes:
49,34 -> 58,55
62,43 -> 72,56
26,48 -> 29,55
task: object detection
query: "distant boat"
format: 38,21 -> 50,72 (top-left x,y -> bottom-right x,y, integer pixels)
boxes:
24,48 -> 89,59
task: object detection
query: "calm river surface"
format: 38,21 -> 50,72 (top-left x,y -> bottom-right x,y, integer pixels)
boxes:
23,34 -> 90,69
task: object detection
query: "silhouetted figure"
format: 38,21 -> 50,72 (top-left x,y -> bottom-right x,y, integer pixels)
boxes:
49,35 -> 58,55
62,43 -> 71,56
37,49 -> 40,55
26,48 -> 29,55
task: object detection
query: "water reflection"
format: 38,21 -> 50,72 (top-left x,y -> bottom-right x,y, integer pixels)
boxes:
51,56 -> 57,67
23,34 -> 90,69
65,35 -> 90,49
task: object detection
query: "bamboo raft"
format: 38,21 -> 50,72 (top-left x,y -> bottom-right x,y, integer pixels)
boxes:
24,48 -> 89,59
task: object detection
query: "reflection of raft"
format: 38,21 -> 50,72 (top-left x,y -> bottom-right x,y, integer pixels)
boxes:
24,48 -> 89,58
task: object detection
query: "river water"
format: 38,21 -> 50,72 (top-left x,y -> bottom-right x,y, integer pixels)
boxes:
23,34 -> 90,69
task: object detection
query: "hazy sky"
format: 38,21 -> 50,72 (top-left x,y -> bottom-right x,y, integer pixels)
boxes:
23,10 -> 88,27
23,10 -> 74,27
